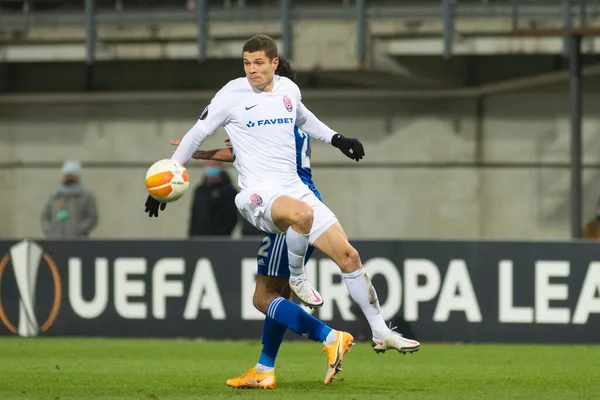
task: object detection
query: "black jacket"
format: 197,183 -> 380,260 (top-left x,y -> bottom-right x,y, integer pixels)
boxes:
188,172 -> 239,237
241,218 -> 264,237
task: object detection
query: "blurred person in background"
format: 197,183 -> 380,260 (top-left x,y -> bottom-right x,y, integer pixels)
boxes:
41,160 -> 98,239
241,218 -> 264,237
217,138 -> 263,237
188,160 -> 238,237
582,196 -> 600,239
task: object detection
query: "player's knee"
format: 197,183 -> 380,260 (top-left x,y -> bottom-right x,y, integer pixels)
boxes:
339,245 -> 361,273
253,289 -> 282,315
291,203 -> 313,232
253,292 -> 269,315
281,284 -> 292,301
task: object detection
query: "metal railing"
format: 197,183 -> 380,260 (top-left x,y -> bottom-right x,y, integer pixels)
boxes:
1,1 -> 598,63
1,1 -> 598,23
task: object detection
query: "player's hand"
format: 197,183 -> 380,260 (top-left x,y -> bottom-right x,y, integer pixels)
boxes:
224,137 -> 232,148
171,139 -> 204,160
145,195 -> 166,217
331,134 -> 365,162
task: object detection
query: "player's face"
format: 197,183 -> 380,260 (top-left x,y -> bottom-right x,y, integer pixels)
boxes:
243,51 -> 279,91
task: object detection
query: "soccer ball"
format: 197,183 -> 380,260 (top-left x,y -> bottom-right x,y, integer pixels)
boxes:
145,159 -> 190,203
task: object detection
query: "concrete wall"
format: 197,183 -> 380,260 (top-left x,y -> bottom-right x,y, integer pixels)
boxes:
2,88 -> 600,240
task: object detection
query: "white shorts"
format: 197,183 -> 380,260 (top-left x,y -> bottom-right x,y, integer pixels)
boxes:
235,185 -> 337,244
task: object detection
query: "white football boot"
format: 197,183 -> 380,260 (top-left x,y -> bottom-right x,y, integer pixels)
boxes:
372,325 -> 421,355
289,275 -> 324,308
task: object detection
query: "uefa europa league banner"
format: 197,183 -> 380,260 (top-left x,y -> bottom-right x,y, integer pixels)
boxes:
0,239 -> 599,342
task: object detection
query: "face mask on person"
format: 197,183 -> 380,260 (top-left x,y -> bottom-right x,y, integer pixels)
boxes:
59,178 -> 79,193
205,167 -> 221,178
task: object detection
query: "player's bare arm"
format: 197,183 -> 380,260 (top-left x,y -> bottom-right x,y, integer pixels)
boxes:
170,139 -> 234,162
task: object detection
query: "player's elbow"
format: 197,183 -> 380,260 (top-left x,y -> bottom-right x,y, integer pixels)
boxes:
295,117 -> 306,127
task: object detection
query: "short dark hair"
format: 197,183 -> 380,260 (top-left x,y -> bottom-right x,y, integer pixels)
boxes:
242,34 -> 278,60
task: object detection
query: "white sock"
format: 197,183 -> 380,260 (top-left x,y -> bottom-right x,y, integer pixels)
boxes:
342,268 -> 389,339
285,227 -> 310,278
322,329 -> 338,346
255,363 -> 274,373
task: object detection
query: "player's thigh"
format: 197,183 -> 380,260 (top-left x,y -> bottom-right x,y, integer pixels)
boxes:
269,195 -> 313,231
280,283 -> 293,301
298,191 -> 338,244
312,221 -> 360,273
255,274 -> 290,298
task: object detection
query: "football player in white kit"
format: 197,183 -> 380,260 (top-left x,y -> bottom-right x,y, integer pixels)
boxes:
145,35 -> 420,365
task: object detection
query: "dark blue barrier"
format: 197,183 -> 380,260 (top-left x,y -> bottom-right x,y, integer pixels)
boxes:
0,239 -> 599,343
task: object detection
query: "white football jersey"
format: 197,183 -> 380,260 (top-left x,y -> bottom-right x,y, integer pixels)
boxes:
171,75 -> 336,191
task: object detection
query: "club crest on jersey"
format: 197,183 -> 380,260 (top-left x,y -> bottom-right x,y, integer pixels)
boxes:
283,95 -> 293,112
251,194 -> 263,206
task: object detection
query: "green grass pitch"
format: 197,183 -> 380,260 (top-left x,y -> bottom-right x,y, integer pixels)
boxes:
1,338 -> 599,399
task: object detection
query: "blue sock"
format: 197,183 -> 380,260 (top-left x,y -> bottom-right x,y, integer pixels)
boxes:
257,317 -> 287,368
266,297 -> 333,343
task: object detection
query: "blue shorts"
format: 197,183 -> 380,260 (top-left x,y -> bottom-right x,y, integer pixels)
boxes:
256,233 -> 315,278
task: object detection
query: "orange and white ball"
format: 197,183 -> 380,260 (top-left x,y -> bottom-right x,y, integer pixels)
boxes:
145,159 -> 189,203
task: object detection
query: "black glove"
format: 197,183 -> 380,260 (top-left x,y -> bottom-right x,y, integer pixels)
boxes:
144,195 -> 166,218
331,134 -> 365,162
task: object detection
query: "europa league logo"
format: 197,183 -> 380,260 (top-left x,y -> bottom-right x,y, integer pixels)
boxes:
0,240 -> 62,337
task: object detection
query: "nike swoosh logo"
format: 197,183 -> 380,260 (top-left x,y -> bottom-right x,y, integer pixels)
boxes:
311,289 -> 322,303
329,340 -> 342,369
245,104 -> 258,110
329,355 -> 340,369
